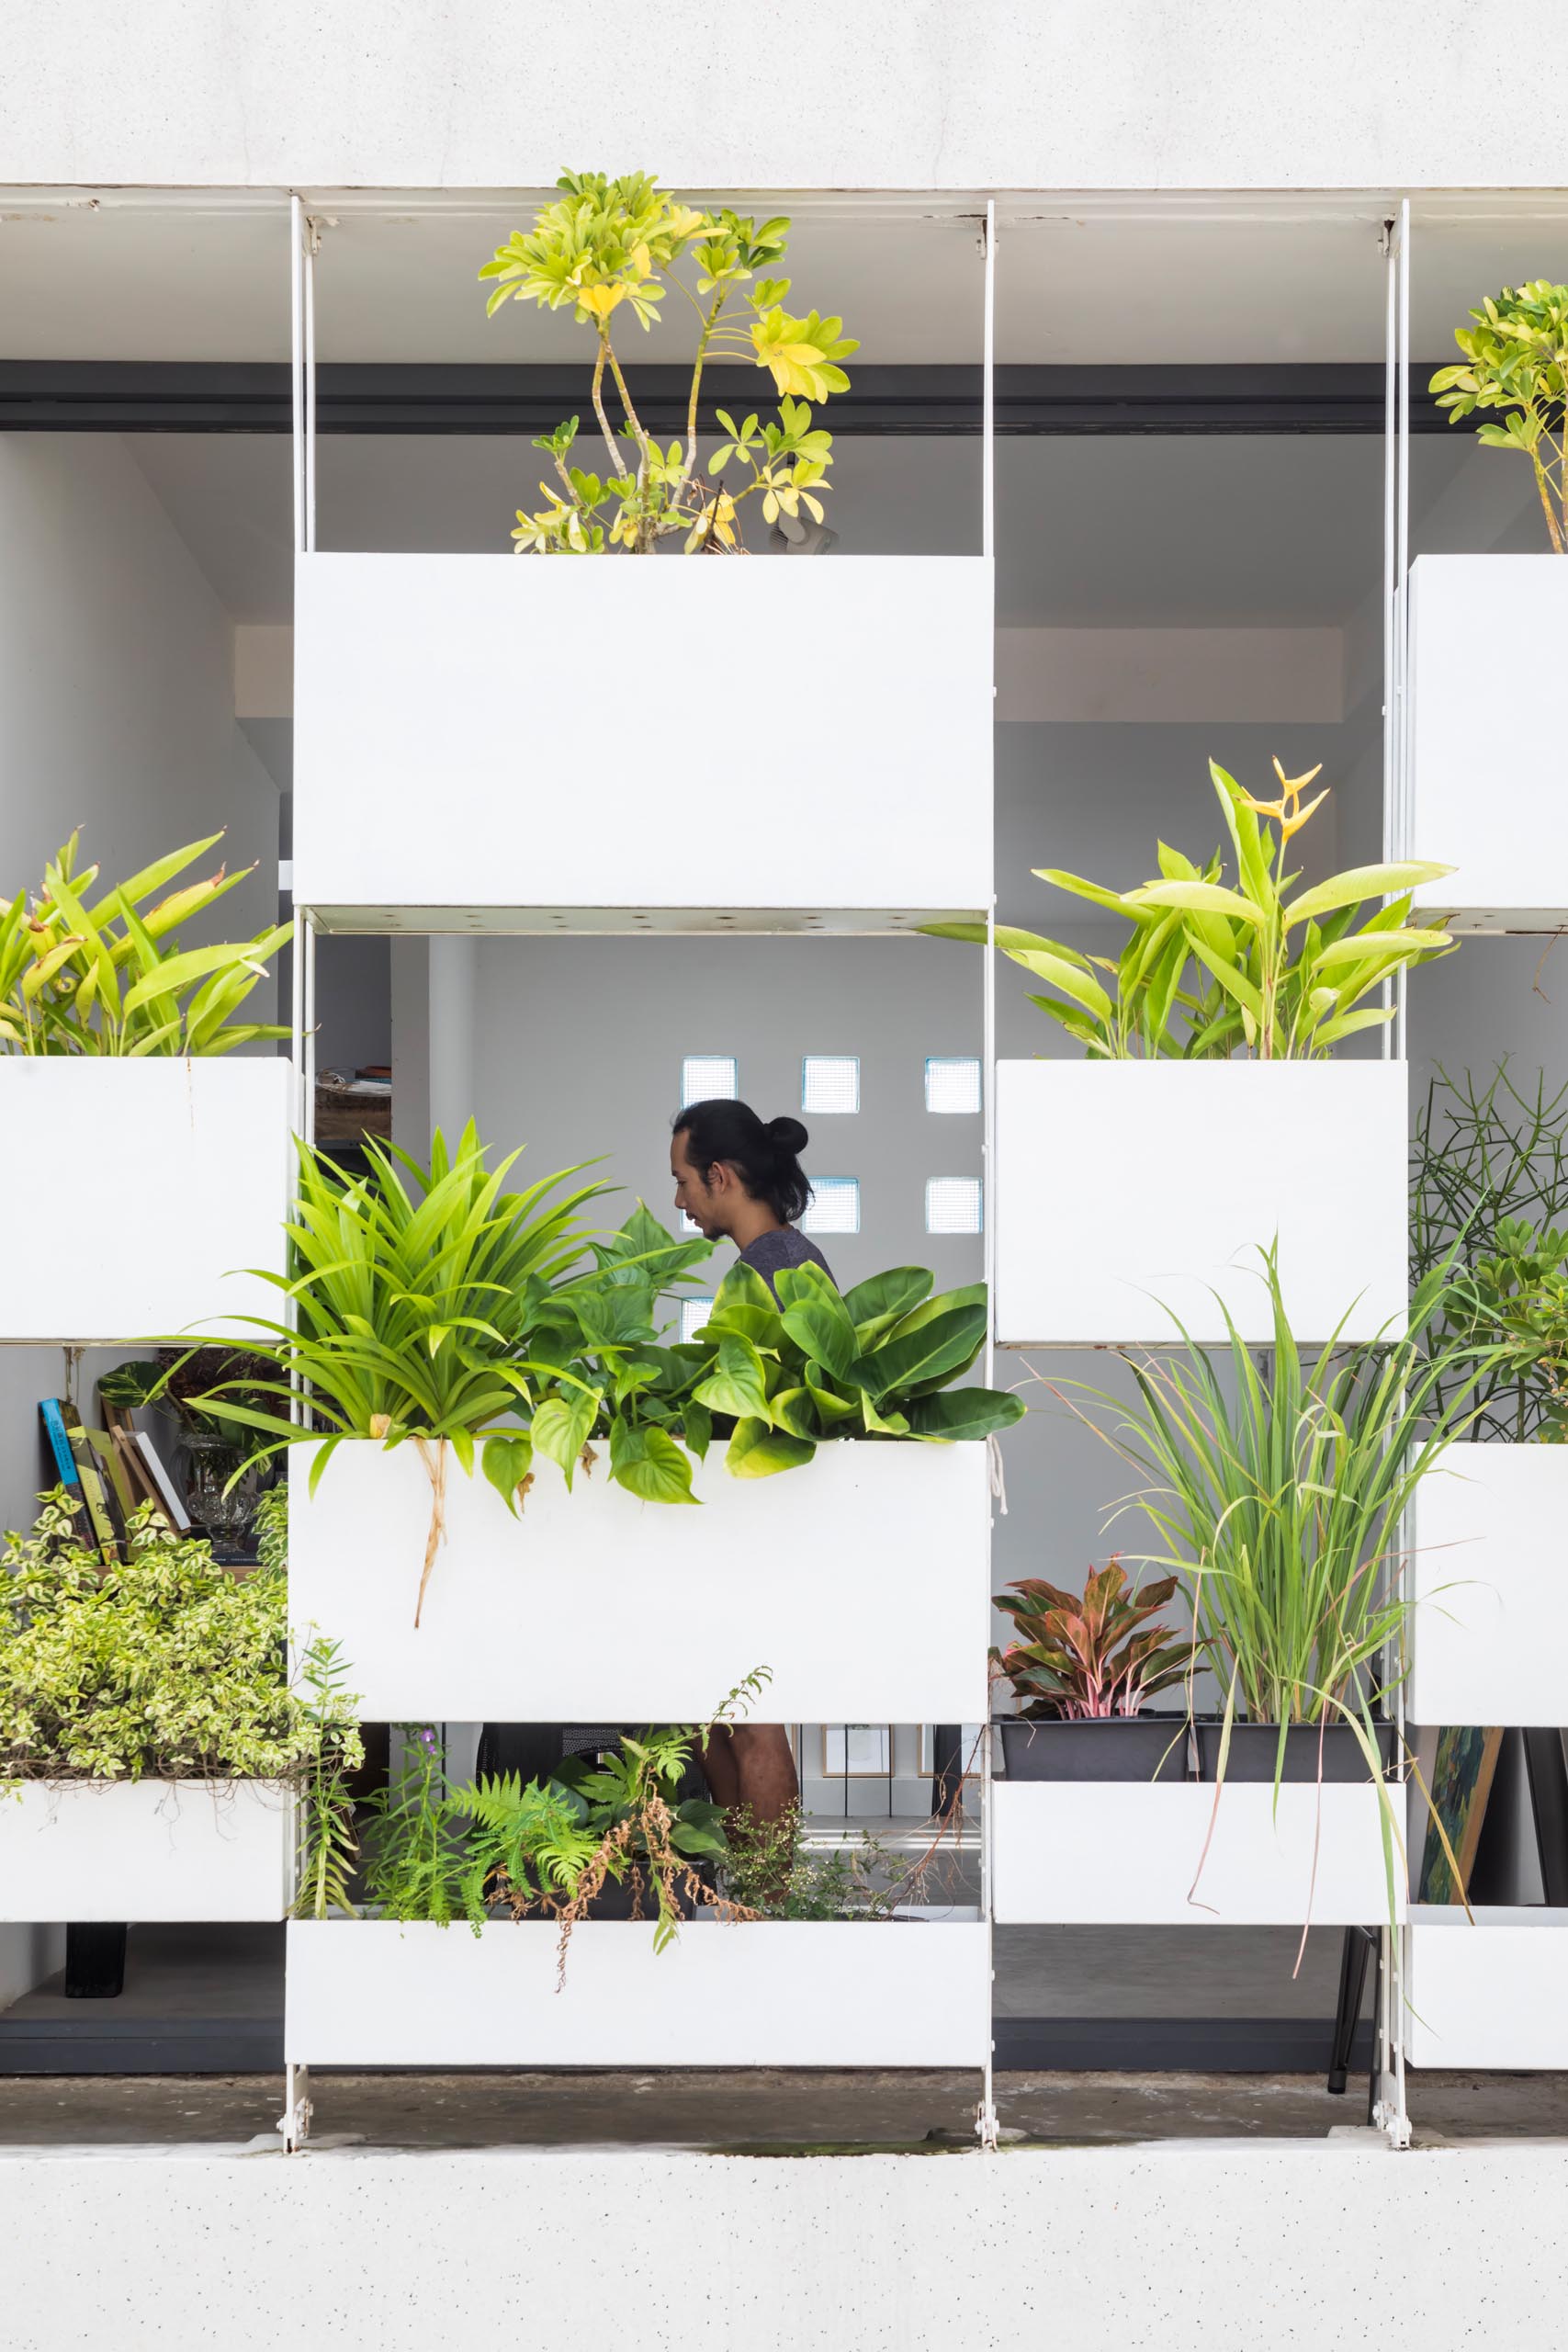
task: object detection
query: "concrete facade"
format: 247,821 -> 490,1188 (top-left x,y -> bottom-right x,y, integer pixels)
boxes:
2,1 -> 1566,195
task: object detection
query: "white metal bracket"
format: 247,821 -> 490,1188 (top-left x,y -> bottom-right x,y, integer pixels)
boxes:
976,2087 -> 999,2153
1373,2075 -> 1412,2150
277,2062 -> 312,2154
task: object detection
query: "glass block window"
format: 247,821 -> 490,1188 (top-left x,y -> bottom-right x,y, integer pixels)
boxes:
802,1055 -> 860,1114
680,1297 -> 715,1345
802,1177 -> 861,1236
925,1056 -> 982,1114
681,1055 -> 737,1107
926,1177 -> 983,1235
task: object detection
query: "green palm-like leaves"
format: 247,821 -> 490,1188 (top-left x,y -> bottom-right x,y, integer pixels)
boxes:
922,760 -> 1455,1059
194,1123 -> 611,1493
1,831 -> 292,1056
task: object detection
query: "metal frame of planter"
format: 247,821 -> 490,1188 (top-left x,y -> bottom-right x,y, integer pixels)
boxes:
275,196 -> 1007,2154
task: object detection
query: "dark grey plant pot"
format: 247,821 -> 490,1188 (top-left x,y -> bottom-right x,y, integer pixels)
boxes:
998,1715 -> 1191,1783
1194,1721 -> 1399,1784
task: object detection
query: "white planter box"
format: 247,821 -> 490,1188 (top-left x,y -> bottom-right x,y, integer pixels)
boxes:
993,1059 -> 1407,1345
289,1438 -> 989,1723
992,1781 -> 1404,1926
1411,1442 -> 1568,1725
0,1781 -> 294,1921
1409,554 -> 1568,929
0,1058 -> 292,1343
292,553 -> 993,927
1406,1908 -> 1568,2068
286,1916 -> 988,2068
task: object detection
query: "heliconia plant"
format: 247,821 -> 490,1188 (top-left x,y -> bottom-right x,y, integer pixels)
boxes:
923,758 -> 1455,1059
480,170 -> 856,554
993,1558 -> 1190,1721
0,831 -> 292,1056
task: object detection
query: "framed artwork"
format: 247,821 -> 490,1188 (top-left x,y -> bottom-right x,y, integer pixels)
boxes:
917,1723 -> 983,1779
820,1724 -> 892,1779
1417,1724 -> 1504,1905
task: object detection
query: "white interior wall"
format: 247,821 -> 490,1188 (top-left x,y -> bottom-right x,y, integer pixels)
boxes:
0,432 -> 283,1534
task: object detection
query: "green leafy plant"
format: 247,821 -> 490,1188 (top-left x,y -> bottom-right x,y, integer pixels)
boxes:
716,1804 -> 959,1921
676,1259 -> 1024,1476
1057,1249 -> 1490,1747
291,1636 -> 363,1921
0,1493 -> 361,1788
481,170 -> 855,553
993,1558 -> 1190,1721
924,759 -> 1454,1058
350,1671 -> 772,1969
511,1198 -> 716,1509
200,1134 -> 1017,1619
0,831 -> 291,1056
192,1123 -> 615,1621
1430,281 -> 1568,552
1412,1067 -> 1568,1442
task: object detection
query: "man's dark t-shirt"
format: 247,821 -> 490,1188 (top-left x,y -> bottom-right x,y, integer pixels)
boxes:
739,1227 -> 836,1296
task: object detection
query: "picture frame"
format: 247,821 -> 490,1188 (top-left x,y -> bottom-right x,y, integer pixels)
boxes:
820,1724 -> 892,1779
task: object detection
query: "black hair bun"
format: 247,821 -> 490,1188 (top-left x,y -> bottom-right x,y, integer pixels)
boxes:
767,1114 -> 808,1156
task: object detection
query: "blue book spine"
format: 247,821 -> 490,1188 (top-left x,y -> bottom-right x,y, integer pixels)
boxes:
39,1398 -> 83,1489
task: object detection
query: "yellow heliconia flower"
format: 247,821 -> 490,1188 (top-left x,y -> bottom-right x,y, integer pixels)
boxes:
1237,757 -> 1330,842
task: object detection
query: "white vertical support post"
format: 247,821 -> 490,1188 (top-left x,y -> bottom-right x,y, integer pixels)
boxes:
288,196 -> 306,560
278,2062 -> 312,2153
1374,198 -> 1415,2153
1393,198 -> 1412,1057
302,919 -> 318,1143
976,196 -> 999,2156
302,216 -> 319,556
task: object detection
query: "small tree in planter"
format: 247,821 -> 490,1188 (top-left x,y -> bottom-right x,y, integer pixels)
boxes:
1430,282 -> 1568,554
993,1558 -> 1190,1783
480,170 -> 856,553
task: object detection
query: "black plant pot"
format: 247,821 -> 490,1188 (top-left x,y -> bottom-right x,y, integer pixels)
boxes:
998,1715 -> 1191,1784
1194,1720 -> 1399,1784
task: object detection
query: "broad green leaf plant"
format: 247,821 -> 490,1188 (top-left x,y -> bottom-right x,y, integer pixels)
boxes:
676,1259 -> 1024,1476
0,831 -> 292,1056
1430,281 -> 1568,553
0,1493 -> 361,1790
199,1128 -> 1022,1620
481,170 -> 856,552
924,759 -> 1454,1058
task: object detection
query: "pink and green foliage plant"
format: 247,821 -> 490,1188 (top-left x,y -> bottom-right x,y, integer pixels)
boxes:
993,1557 -> 1190,1722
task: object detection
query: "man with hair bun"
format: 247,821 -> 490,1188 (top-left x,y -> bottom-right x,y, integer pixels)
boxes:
669,1097 -> 837,1824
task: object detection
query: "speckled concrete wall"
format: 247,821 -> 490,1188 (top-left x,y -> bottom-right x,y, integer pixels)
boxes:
3,2141 -> 1566,2348
2,0 -> 1567,194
